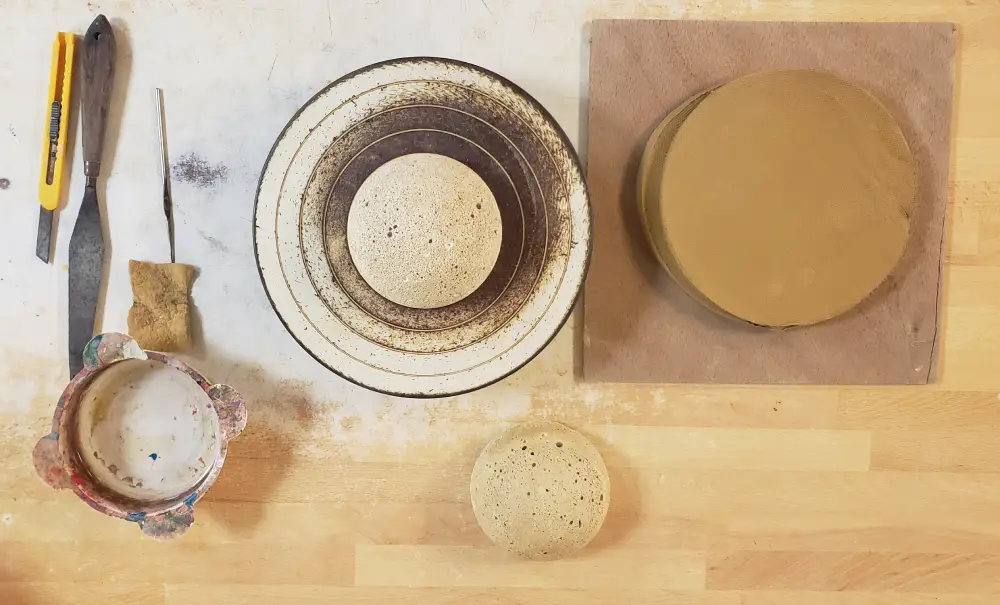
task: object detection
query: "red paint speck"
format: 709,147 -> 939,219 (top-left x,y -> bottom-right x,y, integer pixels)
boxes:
192,409 -> 197,415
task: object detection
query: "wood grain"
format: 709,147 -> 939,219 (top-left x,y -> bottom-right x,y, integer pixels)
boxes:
3,0 -> 1000,603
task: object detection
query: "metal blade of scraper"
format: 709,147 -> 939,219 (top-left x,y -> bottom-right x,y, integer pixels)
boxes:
68,15 -> 115,377
68,188 -> 104,376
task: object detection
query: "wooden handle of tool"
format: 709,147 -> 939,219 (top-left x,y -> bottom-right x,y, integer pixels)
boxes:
81,15 -> 116,179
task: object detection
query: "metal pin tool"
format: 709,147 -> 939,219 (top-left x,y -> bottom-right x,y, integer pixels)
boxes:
155,88 -> 175,263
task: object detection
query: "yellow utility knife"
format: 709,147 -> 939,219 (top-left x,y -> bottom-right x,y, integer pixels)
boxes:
36,32 -> 76,264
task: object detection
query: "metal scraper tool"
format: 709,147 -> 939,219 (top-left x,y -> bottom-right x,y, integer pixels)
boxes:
68,15 -> 115,377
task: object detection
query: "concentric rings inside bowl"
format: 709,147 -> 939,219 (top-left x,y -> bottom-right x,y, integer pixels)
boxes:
255,58 -> 590,397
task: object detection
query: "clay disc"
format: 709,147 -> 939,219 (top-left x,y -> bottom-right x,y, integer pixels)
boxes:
638,89 -> 739,320
658,70 -> 916,327
346,153 -> 503,309
470,421 -> 610,560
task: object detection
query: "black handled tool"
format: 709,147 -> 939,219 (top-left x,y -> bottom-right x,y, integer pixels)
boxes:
68,15 -> 115,376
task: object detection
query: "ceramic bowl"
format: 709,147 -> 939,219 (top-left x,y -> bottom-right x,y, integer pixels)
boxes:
254,57 -> 591,397
33,333 -> 246,539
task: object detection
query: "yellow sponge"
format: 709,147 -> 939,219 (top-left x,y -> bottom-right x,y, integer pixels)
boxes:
127,260 -> 195,352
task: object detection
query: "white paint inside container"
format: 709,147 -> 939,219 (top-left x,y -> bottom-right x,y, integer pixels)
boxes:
75,359 -> 220,502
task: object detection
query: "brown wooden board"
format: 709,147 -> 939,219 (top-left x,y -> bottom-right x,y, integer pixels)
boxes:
583,20 -> 956,384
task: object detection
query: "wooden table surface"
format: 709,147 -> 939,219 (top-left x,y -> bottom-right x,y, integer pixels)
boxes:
2,1 -> 1000,603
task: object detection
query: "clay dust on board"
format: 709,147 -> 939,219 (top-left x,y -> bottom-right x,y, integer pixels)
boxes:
234,366 -> 531,461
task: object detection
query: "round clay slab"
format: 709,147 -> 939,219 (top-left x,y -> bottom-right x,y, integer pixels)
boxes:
637,89 -> 738,320
659,70 -> 916,327
346,153 -> 502,309
471,421 -> 610,560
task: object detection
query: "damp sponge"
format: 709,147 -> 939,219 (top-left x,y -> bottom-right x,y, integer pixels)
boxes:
470,421 -> 611,560
126,260 -> 195,352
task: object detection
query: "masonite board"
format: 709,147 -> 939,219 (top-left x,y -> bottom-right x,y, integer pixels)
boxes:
584,19 -> 956,384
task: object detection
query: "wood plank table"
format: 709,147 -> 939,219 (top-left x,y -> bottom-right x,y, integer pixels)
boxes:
1,0 -> 999,603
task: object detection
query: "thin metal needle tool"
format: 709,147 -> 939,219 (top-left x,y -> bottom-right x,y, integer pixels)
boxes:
154,88 -> 175,263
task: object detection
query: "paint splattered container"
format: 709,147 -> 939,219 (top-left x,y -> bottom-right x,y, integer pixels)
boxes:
32,333 -> 246,539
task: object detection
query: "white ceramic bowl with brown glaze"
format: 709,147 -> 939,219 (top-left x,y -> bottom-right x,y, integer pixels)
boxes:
254,58 -> 591,397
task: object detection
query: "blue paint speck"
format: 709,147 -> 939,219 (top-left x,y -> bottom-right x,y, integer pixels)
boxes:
149,453 -> 158,461
126,512 -> 146,522
184,492 -> 198,507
